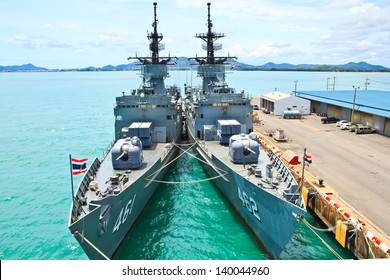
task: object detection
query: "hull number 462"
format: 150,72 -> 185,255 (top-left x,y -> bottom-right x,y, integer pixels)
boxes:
238,188 -> 261,222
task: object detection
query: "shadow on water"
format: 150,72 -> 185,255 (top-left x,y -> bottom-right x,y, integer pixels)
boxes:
113,150 -> 355,260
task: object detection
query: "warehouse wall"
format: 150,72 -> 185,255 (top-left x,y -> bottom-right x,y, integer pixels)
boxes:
384,118 -> 390,137
327,105 -> 342,119
372,115 -> 385,134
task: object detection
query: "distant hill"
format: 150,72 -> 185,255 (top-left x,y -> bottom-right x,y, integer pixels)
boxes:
0,63 -> 47,71
233,61 -> 390,72
1,60 -> 389,72
84,59 -> 390,72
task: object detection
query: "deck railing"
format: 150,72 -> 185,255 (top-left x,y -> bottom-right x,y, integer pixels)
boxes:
72,158 -> 101,218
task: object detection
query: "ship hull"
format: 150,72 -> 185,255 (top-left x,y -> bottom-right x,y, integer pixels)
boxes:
68,145 -> 177,260
188,129 -> 306,259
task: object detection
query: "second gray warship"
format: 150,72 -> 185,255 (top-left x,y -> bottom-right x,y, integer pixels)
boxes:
184,3 -> 307,259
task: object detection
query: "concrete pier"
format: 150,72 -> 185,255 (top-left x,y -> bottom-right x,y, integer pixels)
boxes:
252,99 -> 390,259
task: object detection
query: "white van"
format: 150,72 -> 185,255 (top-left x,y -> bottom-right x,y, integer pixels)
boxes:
356,125 -> 376,134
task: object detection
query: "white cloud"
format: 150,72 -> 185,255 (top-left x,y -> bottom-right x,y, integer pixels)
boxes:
335,2 -> 390,35
61,23 -> 81,30
310,1 -> 390,65
47,40 -> 72,48
249,42 -> 291,57
44,23 -> 54,30
99,29 -> 129,45
12,35 -> 45,48
2,0 -> 390,68
13,35 -> 32,43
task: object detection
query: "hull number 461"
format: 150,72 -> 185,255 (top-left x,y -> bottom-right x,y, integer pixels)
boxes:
113,194 -> 136,233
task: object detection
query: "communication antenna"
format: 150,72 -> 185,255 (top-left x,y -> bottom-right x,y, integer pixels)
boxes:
202,43 -> 222,51
294,80 -> 298,96
144,73 -> 151,82
365,78 -> 370,90
159,43 -> 165,51
326,77 -> 336,91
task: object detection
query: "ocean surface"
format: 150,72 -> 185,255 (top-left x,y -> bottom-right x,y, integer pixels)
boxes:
1,70 -> 388,260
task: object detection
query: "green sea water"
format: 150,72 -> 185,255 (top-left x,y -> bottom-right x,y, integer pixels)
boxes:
1,70 -> 387,260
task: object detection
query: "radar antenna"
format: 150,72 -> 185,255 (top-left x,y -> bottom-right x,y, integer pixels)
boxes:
148,2 -> 163,64
192,3 -> 236,65
127,2 -> 175,65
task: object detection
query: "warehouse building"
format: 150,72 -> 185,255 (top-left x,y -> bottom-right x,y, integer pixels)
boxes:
295,90 -> 390,137
260,91 -> 311,116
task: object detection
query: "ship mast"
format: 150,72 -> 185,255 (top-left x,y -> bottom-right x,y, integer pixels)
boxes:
148,2 -> 163,64
191,3 -> 236,93
127,2 -> 176,95
195,2 -> 226,64
128,2 -> 172,65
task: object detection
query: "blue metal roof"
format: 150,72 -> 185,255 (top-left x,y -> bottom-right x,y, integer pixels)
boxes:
295,90 -> 390,118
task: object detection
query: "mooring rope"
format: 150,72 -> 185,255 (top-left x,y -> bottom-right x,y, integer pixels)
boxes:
302,218 -> 344,260
174,140 -> 226,170
144,141 -> 229,184
73,230 -> 110,260
362,231 -> 376,259
143,141 -> 197,182
303,219 -> 337,232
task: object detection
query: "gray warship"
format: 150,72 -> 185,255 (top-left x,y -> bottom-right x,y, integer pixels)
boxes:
68,3 -> 182,259
185,3 -> 307,258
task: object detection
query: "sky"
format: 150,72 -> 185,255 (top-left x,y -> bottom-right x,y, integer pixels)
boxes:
1,0 -> 390,69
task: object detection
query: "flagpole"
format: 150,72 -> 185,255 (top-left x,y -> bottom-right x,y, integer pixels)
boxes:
69,154 -> 76,213
299,146 -> 306,207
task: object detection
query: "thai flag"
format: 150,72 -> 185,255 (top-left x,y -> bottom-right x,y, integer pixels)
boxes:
304,154 -> 312,166
72,158 -> 88,175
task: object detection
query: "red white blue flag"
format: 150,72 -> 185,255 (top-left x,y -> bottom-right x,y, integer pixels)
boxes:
304,153 -> 312,166
72,158 -> 88,175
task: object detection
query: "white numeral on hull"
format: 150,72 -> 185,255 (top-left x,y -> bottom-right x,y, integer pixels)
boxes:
113,194 -> 136,233
238,188 -> 261,222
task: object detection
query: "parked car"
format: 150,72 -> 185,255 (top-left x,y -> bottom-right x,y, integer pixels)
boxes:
263,108 -> 270,114
321,116 -> 340,124
349,124 -> 358,132
253,104 -> 259,110
355,125 -> 376,134
340,122 -> 352,130
336,120 -> 349,127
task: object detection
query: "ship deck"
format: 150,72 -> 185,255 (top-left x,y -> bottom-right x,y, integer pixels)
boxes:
201,141 -> 295,200
78,142 -> 170,218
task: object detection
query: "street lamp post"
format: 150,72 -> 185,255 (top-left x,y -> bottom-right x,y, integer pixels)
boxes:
351,86 -> 359,123
294,80 -> 298,96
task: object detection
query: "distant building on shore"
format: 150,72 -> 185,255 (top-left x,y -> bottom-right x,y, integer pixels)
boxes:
259,91 -> 311,117
296,90 -> 390,136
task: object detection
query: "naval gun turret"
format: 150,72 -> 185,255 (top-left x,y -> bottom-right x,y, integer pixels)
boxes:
111,137 -> 143,169
229,133 -> 259,164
